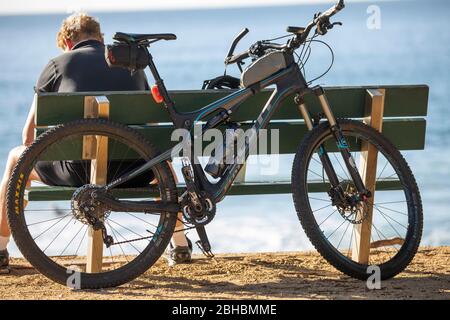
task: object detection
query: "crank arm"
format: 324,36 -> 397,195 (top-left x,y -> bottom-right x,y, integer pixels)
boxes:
195,225 -> 214,258
95,192 -> 180,214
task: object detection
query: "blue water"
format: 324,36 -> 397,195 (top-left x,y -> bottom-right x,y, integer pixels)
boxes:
0,0 -> 449,255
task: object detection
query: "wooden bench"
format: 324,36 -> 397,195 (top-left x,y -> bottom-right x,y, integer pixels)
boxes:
30,85 -> 428,271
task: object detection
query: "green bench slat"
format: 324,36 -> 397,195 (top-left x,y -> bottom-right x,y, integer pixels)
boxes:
27,186 -> 157,201
229,180 -> 402,195
35,85 -> 429,126
27,180 -> 402,201
35,118 -> 426,161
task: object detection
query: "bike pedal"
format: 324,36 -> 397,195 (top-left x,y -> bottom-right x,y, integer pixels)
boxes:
195,225 -> 215,259
195,240 -> 215,259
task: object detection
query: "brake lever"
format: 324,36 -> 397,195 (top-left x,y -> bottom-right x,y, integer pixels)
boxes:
327,21 -> 343,29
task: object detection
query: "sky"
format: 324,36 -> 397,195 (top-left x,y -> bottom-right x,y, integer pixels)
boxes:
0,0 -> 390,16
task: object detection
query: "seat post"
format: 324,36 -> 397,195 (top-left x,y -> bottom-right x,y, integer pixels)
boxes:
147,52 -> 174,107
146,51 -> 188,128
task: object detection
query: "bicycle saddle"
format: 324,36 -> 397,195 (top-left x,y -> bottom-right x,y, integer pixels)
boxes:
113,32 -> 177,43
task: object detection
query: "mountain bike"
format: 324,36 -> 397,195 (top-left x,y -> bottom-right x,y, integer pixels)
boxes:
7,0 -> 422,288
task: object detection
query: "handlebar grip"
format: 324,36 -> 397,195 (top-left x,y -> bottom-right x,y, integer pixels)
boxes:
226,28 -> 249,59
225,51 -> 249,65
319,0 -> 345,21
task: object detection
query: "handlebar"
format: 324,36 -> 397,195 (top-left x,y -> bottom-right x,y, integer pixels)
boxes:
225,41 -> 286,65
301,0 -> 345,39
226,50 -> 249,65
225,0 -> 345,66
224,28 -> 249,64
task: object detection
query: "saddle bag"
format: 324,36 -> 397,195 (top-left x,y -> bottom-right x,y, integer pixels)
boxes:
105,42 -> 150,71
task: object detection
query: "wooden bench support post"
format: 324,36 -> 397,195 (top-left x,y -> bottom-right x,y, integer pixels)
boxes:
351,89 -> 385,264
235,162 -> 247,183
84,96 -> 110,273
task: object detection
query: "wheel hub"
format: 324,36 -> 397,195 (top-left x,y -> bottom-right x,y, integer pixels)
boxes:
71,184 -> 110,226
334,181 -> 368,225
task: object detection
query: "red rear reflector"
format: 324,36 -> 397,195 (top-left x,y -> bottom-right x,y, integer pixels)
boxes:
151,84 -> 164,103
107,49 -> 116,64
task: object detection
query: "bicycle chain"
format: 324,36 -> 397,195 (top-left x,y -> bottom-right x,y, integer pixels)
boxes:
109,224 -> 196,246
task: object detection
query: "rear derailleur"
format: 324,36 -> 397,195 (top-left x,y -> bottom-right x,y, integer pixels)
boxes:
71,184 -> 114,248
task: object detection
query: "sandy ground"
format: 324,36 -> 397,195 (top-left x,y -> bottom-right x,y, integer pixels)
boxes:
0,246 -> 449,300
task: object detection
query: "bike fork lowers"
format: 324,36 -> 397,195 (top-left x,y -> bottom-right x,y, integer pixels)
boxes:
296,86 -> 370,198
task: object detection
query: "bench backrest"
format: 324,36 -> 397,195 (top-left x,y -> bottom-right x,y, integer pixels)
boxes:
35,85 -> 428,157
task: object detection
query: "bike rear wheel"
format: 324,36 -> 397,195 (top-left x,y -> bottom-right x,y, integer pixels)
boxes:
292,119 -> 422,280
7,119 -> 178,288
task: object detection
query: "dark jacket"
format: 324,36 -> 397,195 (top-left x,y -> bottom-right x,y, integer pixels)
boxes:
35,39 -> 148,93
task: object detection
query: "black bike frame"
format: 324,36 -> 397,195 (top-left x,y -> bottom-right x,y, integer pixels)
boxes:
102,50 -> 368,212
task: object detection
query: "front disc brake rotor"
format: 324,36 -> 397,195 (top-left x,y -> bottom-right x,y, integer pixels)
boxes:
336,181 -> 368,225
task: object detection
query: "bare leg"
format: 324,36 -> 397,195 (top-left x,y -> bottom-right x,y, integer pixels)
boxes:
149,164 -> 187,247
166,163 -> 188,247
172,212 -> 188,247
150,181 -> 187,248
0,146 -> 26,237
0,146 -> 39,238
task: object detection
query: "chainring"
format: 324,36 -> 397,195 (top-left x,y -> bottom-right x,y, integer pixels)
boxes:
181,192 -> 216,226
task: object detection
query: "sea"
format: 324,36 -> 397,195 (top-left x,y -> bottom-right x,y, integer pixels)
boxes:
0,0 -> 449,256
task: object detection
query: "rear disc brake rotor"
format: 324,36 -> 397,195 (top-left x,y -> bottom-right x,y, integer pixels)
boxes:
71,184 -> 111,225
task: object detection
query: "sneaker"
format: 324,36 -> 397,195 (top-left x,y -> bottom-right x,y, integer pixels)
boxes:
166,237 -> 192,267
0,249 -> 9,268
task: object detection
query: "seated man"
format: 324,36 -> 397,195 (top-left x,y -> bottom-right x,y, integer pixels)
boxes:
0,13 -> 191,270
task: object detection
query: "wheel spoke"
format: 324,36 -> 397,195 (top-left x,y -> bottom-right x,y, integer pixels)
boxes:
32,214 -> 71,240
374,206 -> 408,232
106,221 -> 130,263
309,196 -> 331,203
57,223 -> 86,257
27,213 -> 72,227
374,204 -> 408,216
326,219 -> 347,240
332,153 -> 351,180
337,220 -> 351,250
312,204 -> 333,213
108,217 -> 145,239
74,225 -> 88,257
318,209 -> 337,226
43,217 -> 75,253
124,212 -> 159,229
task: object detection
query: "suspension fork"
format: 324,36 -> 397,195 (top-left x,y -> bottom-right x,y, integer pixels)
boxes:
313,87 -> 369,197
296,87 -> 370,198
296,94 -> 340,189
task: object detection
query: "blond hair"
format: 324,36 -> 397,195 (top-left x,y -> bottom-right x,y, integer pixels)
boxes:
57,13 -> 104,50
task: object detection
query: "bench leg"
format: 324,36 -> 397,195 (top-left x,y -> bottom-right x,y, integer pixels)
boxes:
235,162 -> 247,183
84,96 -> 110,273
351,89 -> 385,264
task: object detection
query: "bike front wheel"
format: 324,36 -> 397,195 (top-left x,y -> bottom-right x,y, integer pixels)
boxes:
7,119 -> 178,288
292,119 -> 423,280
